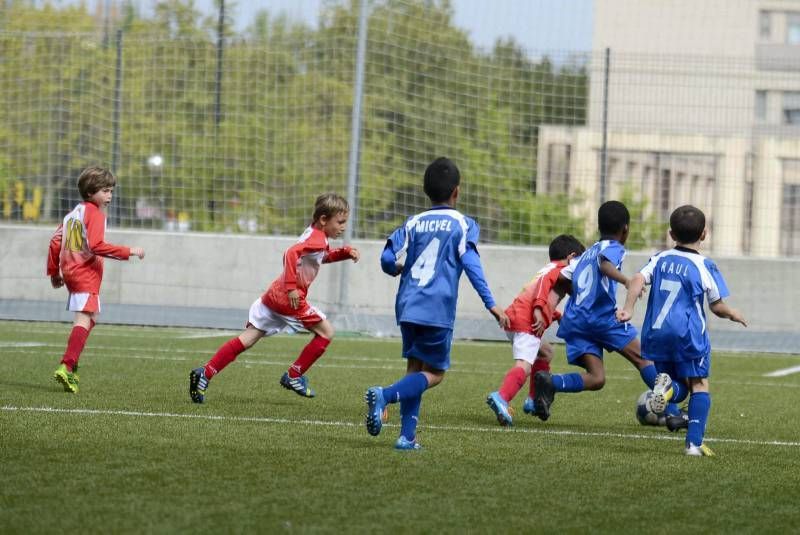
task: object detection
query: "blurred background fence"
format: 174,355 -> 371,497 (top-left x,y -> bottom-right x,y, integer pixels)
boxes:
1,0 -> 799,350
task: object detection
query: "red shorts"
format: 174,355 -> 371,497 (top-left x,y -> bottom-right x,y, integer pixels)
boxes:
67,292 -> 100,313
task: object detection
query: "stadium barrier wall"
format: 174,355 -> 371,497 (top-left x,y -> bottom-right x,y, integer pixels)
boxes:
1,224 -> 795,353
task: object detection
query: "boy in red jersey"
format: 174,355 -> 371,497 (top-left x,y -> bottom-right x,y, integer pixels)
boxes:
47,166 -> 145,393
486,234 -> 584,426
188,193 -> 360,403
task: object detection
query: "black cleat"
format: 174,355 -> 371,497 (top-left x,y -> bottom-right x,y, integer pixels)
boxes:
533,371 -> 555,421
666,410 -> 689,432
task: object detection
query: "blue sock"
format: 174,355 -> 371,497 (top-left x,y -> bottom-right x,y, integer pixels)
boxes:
686,392 -> 711,447
553,373 -> 584,393
382,372 -> 429,404
399,395 -> 421,440
671,381 -> 688,403
665,402 -> 681,417
640,364 -> 657,389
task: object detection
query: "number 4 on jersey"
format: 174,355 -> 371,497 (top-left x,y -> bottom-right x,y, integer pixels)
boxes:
410,238 -> 440,287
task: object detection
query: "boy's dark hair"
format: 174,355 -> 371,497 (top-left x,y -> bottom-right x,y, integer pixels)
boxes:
549,234 -> 585,261
598,200 -> 630,236
312,193 -> 349,222
423,157 -> 460,203
670,204 -> 705,244
78,166 -> 116,200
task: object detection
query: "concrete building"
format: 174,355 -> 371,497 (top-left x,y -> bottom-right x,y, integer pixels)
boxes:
537,0 -> 800,256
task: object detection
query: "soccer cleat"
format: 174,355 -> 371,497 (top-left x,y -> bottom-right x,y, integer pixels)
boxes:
486,391 -> 514,426
279,372 -> 315,398
189,367 -> 209,404
648,373 -> 674,414
54,363 -> 78,393
395,436 -> 421,450
364,386 -> 387,436
522,397 -> 536,415
685,443 -> 715,457
71,364 -> 80,385
666,410 -> 689,432
533,371 -> 555,421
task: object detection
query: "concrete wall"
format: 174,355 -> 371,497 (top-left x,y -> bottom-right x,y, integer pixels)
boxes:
1,224 -> 797,352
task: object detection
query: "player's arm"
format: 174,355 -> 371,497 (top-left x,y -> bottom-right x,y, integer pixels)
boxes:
462,246 -> 509,328
282,243 -> 305,308
709,299 -> 747,327
616,273 -> 646,323
47,224 -> 64,288
324,246 -> 358,263
380,229 -> 406,276
599,258 -> 629,286
85,210 -> 137,260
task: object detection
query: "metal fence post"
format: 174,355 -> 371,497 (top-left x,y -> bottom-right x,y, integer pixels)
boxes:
111,29 -> 123,226
600,47 -> 610,204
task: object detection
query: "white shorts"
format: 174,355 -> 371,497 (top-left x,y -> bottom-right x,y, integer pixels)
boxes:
506,331 -> 542,365
67,292 -> 100,313
247,298 -> 326,336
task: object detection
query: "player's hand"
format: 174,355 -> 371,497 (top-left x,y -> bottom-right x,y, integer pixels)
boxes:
50,275 -> 64,288
394,262 -> 404,276
616,309 -> 632,323
130,247 -> 145,259
349,247 -> 360,263
531,308 -> 546,338
288,289 -> 300,309
729,308 -> 747,327
490,306 -> 510,329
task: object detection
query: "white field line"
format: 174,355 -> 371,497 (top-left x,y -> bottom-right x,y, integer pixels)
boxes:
2,405 -> 799,449
764,365 -> 800,377
5,346 -> 800,386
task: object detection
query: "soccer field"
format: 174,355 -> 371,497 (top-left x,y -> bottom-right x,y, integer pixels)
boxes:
2,320 -> 798,533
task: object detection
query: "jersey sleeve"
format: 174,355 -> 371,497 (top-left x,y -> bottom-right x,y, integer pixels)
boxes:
560,257 -> 578,280
530,266 -> 562,321
704,259 -> 730,303
465,218 -> 480,249
323,246 -> 352,263
462,246 -> 496,309
46,224 -> 63,276
85,207 -> 130,260
598,241 -> 625,267
638,254 -> 660,285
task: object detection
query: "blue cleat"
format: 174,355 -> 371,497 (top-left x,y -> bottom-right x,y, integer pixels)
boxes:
280,372 -> 315,398
189,367 -> 208,403
365,386 -> 386,436
522,396 -> 536,415
395,436 -> 421,450
486,391 -> 514,426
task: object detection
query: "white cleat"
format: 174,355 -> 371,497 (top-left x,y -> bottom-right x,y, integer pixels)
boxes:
648,373 -> 674,414
685,443 -> 716,457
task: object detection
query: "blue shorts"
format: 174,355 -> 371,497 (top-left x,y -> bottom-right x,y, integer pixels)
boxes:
655,355 -> 710,380
558,320 -> 638,365
400,322 -> 453,371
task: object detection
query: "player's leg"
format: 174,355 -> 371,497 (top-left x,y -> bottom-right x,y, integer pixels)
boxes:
488,332 -> 537,426
617,338 -> 684,416
683,355 -> 714,455
525,342 -> 553,414
280,304 -> 330,398
54,297 -> 97,392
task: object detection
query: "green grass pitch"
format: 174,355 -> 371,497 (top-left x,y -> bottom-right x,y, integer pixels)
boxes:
2,320 -> 799,533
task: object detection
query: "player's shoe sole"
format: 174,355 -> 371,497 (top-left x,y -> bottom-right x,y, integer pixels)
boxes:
486,391 -> 514,426
648,373 -> 674,414
686,443 -> 715,457
54,364 -> 78,393
533,371 -> 555,421
189,367 -> 208,404
279,372 -> 315,398
365,386 -> 386,436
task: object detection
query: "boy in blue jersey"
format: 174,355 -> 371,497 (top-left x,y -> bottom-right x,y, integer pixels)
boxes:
364,157 -> 509,450
533,200 -> 672,422
617,205 -> 746,456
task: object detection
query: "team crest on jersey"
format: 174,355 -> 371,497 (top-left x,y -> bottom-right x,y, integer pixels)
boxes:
65,219 -> 85,252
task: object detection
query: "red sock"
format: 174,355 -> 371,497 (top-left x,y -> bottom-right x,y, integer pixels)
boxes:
529,359 -> 551,398
499,366 -> 527,402
204,337 -> 246,379
288,335 -> 331,378
61,326 -> 90,371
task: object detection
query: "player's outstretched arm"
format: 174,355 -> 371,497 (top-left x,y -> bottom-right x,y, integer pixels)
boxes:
617,273 -> 645,322
599,259 -> 629,286
489,305 -> 510,329
709,299 -> 747,327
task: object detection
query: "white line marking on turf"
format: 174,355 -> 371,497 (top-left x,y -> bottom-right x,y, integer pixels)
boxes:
764,365 -> 800,377
3,405 -> 799,449
0,342 -> 47,347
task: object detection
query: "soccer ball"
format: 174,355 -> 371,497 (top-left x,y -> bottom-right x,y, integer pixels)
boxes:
635,390 -> 666,426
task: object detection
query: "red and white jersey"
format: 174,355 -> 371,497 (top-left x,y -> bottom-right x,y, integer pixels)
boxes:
261,226 -> 352,316
46,201 -> 130,293
505,260 -> 567,335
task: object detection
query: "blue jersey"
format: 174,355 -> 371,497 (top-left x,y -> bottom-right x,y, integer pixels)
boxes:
560,239 -> 627,332
638,247 -> 729,361
382,206 -> 494,329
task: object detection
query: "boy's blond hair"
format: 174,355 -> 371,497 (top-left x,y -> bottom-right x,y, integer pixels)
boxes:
312,193 -> 349,222
78,166 -> 116,200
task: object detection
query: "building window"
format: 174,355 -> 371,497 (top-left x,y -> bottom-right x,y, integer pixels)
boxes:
783,91 -> 800,124
787,13 -> 800,44
755,90 -> 767,121
760,11 -> 771,40
781,184 -> 800,255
